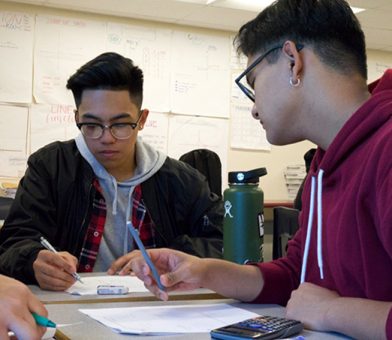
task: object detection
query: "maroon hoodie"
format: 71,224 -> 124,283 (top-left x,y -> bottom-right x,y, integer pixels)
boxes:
254,70 -> 392,338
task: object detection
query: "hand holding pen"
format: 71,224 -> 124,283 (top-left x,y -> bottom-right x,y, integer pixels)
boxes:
32,237 -> 83,291
40,237 -> 83,284
126,222 -> 166,291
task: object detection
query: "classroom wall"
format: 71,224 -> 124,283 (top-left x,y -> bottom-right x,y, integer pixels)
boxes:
1,1 -> 391,201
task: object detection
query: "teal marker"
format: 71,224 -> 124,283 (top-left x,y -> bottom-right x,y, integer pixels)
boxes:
32,312 -> 56,328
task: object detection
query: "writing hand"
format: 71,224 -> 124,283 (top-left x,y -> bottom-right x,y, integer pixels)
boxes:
33,250 -> 78,291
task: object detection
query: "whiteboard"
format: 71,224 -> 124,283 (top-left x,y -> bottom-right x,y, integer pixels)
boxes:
0,11 -> 34,104
170,31 -> 231,118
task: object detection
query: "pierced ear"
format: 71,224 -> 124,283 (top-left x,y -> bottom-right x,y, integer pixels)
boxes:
282,40 -> 303,78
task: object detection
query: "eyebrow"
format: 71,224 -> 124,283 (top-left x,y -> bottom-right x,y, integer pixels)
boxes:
80,112 -> 132,122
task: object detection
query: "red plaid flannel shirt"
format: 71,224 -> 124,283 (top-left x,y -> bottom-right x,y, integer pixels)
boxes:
78,180 -> 155,272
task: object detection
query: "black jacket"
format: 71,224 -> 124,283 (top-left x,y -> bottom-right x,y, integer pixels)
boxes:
0,140 -> 223,284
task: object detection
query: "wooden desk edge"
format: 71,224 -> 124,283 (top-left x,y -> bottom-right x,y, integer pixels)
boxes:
43,292 -> 224,305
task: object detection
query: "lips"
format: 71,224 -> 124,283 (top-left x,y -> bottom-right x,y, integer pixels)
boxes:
99,150 -> 119,157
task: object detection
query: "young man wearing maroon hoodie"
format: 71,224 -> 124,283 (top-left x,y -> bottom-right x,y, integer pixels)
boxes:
126,0 -> 392,338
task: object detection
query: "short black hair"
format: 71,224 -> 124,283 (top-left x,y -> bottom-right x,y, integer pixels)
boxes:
66,52 -> 144,109
235,0 -> 367,79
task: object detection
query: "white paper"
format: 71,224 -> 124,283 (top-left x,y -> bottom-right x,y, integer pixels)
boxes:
66,275 -> 148,296
34,15 -> 107,105
30,103 -> 79,153
171,30 -> 231,118
138,112 -> 169,154
0,11 -> 34,104
167,114 -> 229,188
106,23 -> 172,112
229,73 -> 271,151
0,105 -> 28,152
80,303 -> 259,335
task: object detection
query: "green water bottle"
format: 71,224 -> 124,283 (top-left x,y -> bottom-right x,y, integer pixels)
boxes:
223,167 -> 267,264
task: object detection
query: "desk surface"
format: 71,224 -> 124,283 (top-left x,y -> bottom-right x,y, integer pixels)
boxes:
47,299 -> 348,340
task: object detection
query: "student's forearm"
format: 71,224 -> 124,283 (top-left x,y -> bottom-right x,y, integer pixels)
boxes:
200,258 -> 264,302
325,297 -> 391,339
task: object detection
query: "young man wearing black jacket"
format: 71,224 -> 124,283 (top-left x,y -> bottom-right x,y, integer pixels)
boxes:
0,52 -> 223,291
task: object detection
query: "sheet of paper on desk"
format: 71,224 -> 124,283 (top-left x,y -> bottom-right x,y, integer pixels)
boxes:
80,302 -> 259,335
66,275 -> 149,295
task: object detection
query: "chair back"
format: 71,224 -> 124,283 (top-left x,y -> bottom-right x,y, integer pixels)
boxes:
179,149 -> 222,198
272,206 -> 300,259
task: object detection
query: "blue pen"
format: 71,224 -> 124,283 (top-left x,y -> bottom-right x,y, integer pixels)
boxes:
126,221 -> 166,291
32,312 -> 56,328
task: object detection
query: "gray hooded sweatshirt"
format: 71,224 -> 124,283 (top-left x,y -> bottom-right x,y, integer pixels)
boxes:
75,134 -> 166,271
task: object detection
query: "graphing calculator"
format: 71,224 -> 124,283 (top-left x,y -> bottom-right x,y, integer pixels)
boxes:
210,315 -> 303,340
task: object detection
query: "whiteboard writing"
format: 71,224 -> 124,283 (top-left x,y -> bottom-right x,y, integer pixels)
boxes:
30,103 -> 79,153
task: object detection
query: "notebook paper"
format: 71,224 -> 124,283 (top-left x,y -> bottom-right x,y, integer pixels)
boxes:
80,302 -> 259,335
66,275 -> 149,295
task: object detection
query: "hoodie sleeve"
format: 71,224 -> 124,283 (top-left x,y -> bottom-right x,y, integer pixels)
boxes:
250,226 -> 304,305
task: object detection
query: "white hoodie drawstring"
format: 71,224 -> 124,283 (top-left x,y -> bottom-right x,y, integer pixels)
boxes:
317,169 -> 324,280
111,177 -> 118,215
300,169 -> 325,283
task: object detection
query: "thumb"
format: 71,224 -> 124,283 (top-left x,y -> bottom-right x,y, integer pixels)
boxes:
160,270 -> 184,288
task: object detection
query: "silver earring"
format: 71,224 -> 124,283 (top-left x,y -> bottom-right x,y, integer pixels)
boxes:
289,77 -> 301,87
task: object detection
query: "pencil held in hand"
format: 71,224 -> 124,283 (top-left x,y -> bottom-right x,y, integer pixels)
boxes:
39,236 -> 84,284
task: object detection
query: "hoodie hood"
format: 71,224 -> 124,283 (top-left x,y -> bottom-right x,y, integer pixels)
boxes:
310,69 -> 392,176
300,69 -> 392,283
75,134 -> 166,214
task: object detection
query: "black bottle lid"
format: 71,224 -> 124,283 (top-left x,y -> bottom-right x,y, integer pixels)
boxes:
228,167 -> 267,184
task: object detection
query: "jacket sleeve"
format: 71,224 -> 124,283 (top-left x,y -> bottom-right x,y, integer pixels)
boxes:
0,152 -> 58,284
167,186 -> 224,258
143,159 -> 224,258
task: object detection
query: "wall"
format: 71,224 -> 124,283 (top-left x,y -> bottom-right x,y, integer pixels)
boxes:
0,1 -> 391,201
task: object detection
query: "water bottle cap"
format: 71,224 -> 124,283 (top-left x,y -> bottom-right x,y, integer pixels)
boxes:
228,167 -> 267,184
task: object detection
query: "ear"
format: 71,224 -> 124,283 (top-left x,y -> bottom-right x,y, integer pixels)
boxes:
138,109 -> 149,130
282,40 -> 303,80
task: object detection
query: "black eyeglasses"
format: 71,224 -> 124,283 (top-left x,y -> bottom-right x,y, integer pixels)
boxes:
235,44 -> 304,102
77,112 -> 142,140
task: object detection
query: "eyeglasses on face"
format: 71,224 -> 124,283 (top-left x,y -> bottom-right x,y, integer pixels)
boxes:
77,112 -> 143,140
235,44 -> 304,102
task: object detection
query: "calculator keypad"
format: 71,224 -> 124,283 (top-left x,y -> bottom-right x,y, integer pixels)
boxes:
238,316 -> 300,332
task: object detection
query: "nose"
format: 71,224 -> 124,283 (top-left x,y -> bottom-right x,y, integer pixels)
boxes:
251,104 -> 260,120
100,126 -> 116,143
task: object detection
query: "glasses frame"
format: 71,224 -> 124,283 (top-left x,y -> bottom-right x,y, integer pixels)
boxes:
76,112 -> 143,140
235,44 -> 304,102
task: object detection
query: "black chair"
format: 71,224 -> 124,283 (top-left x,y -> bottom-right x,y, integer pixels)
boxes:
179,149 -> 222,198
272,206 -> 300,260
0,197 -> 14,220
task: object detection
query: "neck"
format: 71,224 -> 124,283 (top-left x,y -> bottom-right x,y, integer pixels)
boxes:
302,68 -> 370,150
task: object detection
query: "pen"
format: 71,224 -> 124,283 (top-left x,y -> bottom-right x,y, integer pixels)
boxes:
32,312 -> 56,328
126,221 -> 166,291
39,236 -> 83,284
